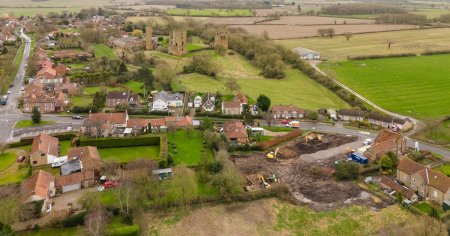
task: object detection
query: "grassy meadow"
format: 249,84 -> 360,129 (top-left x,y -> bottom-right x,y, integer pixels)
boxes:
166,8 -> 253,17
320,54 -> 450,119
174,52 -> 349,110
276,28 -> 450,61
91,44 -> 117,59
98,146 -> 160,163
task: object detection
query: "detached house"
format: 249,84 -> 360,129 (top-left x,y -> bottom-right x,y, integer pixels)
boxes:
222,120 -> 248,144
20,170 -> 55,212
84,112 -> 129,137
106,91 -> 140,108
151,91 -> 184,111
339,109 -> 364,121
30,133 -> 60,167
368,112 -> 393,128
397,157 -> 450,205
222,101 -> 242,115
270,105 -> 306,119
364,129 -> 407,162
202,93 -> 215,112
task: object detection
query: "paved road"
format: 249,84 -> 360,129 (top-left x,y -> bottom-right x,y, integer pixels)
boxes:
309,61 -> 421,133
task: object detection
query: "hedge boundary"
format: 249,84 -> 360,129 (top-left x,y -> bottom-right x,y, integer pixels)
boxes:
79,135 -> 160,148
258,129 -> 302,150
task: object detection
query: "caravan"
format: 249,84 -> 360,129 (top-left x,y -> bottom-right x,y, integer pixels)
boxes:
52,156 -> 68,167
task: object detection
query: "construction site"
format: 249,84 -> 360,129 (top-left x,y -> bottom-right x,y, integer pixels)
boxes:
233,132 -> 392,211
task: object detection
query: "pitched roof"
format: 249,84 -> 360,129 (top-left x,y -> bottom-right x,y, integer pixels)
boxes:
86,112 -> 128,125
271,104 -> 305,113
61,159 -> 82,176
233,93 -> 248,104
67,146 -> 101,171
127,118 -> 150,128
106,91 -> 129,100
374,129 -> 403,145
339,109 -> 364,117
380,176 -> 415,199
416,168 -> 450,193
223,120 -> 248,139
370,139 -> 397,157
36,66 -> 57,78
20,170 -> 54,202
393,117 -> 409,125
31,133 -> 59,157
397,157 -> 425,175
368,112 -> 392,123
222,101 -> 241,109
154,91 -> 184,102
55,171 -> 94,187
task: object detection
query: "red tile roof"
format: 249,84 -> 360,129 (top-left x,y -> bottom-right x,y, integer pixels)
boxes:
416,168 -> 450,193
31,133 -> 59,157
397,157 -> 425,175
380,176 -> 415,199
223,120 -> 248,139
86,112 -> 128,125
67,146 -> 101,171
20,170 -> 54,202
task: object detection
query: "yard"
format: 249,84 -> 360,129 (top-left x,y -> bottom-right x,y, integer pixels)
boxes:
15,120 -> 56,129
174,52 -> 349,110
166,8 -> 253,17
98,146 -> 160,163
167,130 -> 213,166
414,202 -> 443,215
276,28 -> 450,61
83,86 -> 125,96
70,96 -> 92,107
434,163 -> 450,177
320,54 -> 450,119
413,119 -> 450,148
0,152 -> 17,171
91,44 -> 117,59
124,80 -> 144,94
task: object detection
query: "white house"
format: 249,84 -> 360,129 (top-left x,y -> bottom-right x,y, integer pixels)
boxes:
193,96 -> 202,108
151,91 -> 184,111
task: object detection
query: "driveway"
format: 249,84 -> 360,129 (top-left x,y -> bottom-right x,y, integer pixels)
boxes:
52,188 -> 96,212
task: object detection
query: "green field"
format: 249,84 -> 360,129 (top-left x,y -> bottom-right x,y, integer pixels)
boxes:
320,54 -> 450,118
0,7 -> 83,17
175,53 -> 349,110
0,152 -> 17,171
92,44 -> 117,59
276,28 -> 450,61
98,146 -> 160,163
412,8 -> 450,19
166,8 -> 253,17
167,130 -> 213,166
124,80 -> 144,94
15,120 -> 55,128
414,120 -> 450,147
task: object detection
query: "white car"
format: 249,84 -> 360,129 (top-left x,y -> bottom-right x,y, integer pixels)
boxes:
97,186 -> 105,192
363,138 -> 373,146
66,127 -> 73,131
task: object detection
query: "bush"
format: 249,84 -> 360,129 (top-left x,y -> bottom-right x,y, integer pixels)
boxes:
108,224 -> 139,236
335,161 -> 359,180
79,135 -> 160,148
72,105 -> 98,114
62,212 -> 87,227
348,53 -> 416,60
258,129 -> 302,150
421,50 -> 450,56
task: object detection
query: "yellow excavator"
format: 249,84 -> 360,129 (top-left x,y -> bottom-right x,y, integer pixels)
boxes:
305,131 -> 323,144
258,174 -> 270,188
266,147 -> 280,161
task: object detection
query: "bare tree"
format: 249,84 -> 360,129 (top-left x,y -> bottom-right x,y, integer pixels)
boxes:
317,28 -> 327,37
225,78 -> 240,92
84,204 -> 110,236
387,40 -> 394,49
0,142 -> 7,155
116,180 -> 134,216
343,32 -> 353,41
327,28 -> 336,38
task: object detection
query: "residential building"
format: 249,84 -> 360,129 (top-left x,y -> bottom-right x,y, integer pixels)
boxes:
270,105 -> 306,119
368,112 -> 392,128
20,170 -> 55,211
84,112 -> 128,136
327,109 -> 337,120
222,120 -> 248,144
222,101 -> 242,115
293,47 -> 321,60
151,91 -> 184,111
23,92 -> 69,113
67,146 -> 101,175
393,117 -> 413,131
193,96 -> 202,108
364,129 -> 408,162
55,170 -> 95,194
61,159 -> 82,176
202,93 -> 215,112
148,116 -> 193,133
106,91 -> 129,108
233,93 -> 248,106
54,82 -> 80,95
397,157 -> 450,205
30,133 -> 59,167
339,109 -> 364,121
380,176 -> 418,202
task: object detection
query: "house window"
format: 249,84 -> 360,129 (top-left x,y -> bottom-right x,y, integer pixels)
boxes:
33,161 -> 37,164
434,191 -> 437,197
41,153 -> 45,157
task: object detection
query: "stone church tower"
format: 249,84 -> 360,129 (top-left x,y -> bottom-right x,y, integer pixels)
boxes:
168,29 -> 187,56
145,22 -> 153,50
214,30 -> 228,50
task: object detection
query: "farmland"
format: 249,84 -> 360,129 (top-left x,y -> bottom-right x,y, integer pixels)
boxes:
166,8 -> 253,17
174,52 -> 349,110
320,54 -> 450,119
276,28 -> 450,61
234,24 -> 418,40
260,15 -> 375,25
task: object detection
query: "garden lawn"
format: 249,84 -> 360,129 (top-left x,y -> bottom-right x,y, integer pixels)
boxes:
166,8 -> 253,17
92,44 -> 117,59
414,202 -> 442,215
98,146 -> 160,163
167,130 -> 213,166
124,80 -> 144,94
0,167 -> 29,186
434,164 -> 450,176
70,96 -> 92,107
0,152 -> 17,171
320,54 -> 450,119
262,126 -> 293,132
84,86 -> 125,95
175,53 -> 349,110
15,120 -> 55,128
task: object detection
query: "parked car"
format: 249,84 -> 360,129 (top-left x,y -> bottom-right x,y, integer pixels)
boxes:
72,115 -> 83,120
363,138 -> 373,146
97,186 -> 105,192
16,156 -> 25,163
103,180 -> 118,189
281,120 -> 290,125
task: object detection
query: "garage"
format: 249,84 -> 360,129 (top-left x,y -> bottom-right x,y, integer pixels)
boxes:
62,183 -> 81,193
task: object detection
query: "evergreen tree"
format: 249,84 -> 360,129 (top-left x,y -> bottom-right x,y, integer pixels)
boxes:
256,94 -> 271,112
31,107 -> 41,124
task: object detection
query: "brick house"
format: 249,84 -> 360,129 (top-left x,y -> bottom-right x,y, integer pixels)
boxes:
339,109 -> 364,121
106,91 -> 140,108
20,170 -> 55,212
222,120 -> 248,144
55,170 -> 95,194
84,112 -> 128,137
23,92 -> 68,113
270,105 -> 306,119
30,133 -> 60,167
364,129 -> 408,162
397,157 -> 450,205
380,176 -> 418,202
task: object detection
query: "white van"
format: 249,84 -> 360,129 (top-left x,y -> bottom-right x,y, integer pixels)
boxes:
52,156 -> 68,167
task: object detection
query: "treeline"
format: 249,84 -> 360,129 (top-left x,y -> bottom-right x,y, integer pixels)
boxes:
375,14 -> 427,25
440,14 -> 450,23
322,3 -> 405,15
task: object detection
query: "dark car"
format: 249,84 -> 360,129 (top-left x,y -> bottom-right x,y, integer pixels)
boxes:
72,115 -> 83,120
